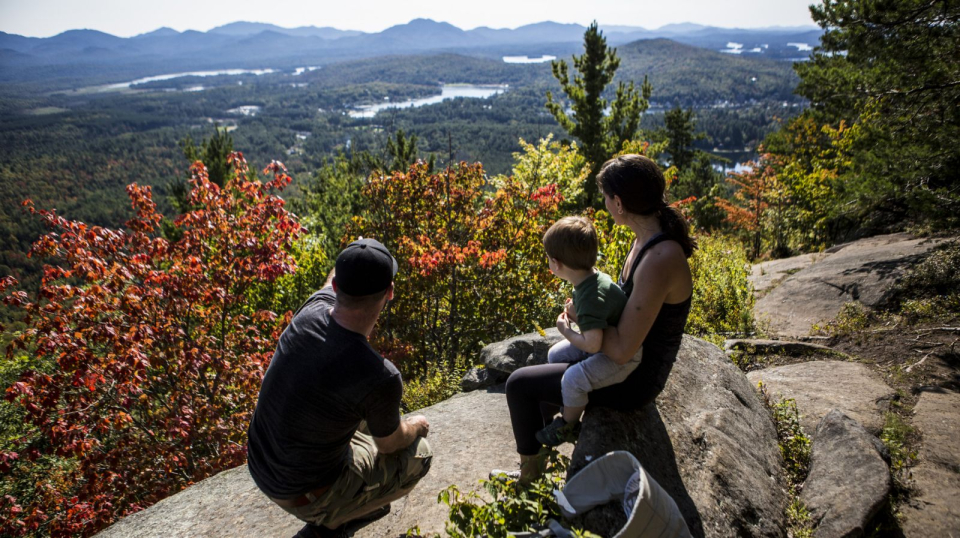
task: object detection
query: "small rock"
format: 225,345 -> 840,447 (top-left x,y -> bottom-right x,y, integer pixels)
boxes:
460,366 -> 502,392
801,409 -> 891,538
747,360 -> 895,438
480,327 -> 562,376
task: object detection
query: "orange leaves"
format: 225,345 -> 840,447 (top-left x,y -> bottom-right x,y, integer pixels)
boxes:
351,162 -> 563,375
0,151 -> 300,537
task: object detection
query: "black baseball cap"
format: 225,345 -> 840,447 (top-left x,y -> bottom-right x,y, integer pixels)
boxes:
334,238 -> 398,296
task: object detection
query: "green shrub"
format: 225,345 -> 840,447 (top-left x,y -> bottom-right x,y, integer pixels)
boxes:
813,301 -> 870,337
879,412 -> 917,492
687,233 -> 755,344
432,448 -> 601,538
758,381 -> 813,537
402,362 -> 466,412
888,241 -> 960,322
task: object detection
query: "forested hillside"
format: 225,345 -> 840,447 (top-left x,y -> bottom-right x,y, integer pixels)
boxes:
0,39 -> 802,295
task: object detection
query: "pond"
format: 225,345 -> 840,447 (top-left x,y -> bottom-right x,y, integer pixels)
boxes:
70,66 -> 323,94
502,55 -> 556,64
348,84 -> 508,119
91,69 -> 278,92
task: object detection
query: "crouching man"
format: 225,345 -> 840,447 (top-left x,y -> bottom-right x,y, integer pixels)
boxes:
248,239 -> 432,538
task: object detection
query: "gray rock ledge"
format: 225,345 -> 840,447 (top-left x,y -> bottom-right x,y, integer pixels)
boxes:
801,409 -> 891,538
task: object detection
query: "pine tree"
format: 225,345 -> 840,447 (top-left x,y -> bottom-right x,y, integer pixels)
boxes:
795,0 -> 959,226
546,22 -> 652,208
663,106 -> 705,172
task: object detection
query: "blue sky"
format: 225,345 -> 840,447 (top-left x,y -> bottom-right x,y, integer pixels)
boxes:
0,0 -> 819,38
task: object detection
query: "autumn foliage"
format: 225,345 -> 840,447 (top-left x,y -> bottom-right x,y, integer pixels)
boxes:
0,154 -> 301,537
351,161 -> 565,378
715,152 -> 783,259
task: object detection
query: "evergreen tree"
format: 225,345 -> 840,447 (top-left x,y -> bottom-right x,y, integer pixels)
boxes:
365,129 -> 435,174
293,151 -> 369,262
663,106 -> 705,172
163,126 -> 238,241
546,22 -> 652,208
795,0 -> 959,226
169,126 -> 236,215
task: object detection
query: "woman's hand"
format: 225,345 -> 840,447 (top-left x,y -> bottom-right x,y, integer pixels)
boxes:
563,298 -> 577,322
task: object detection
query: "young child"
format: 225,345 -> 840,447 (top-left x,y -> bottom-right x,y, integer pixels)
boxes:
536,216 -> 640,447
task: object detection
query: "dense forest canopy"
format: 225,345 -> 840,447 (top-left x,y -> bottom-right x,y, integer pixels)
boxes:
0,37 -> 804,295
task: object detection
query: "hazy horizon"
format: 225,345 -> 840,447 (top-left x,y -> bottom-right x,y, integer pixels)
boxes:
0,0 -> 819,38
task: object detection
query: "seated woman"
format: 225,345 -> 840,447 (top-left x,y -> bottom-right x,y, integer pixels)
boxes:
500,154 -> 696,484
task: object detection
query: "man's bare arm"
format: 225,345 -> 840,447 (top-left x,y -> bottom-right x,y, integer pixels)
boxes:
323,268 -> 336,288
373,415 -> 429,454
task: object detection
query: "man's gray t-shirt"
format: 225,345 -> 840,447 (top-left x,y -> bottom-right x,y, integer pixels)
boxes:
247,287 -> 403,499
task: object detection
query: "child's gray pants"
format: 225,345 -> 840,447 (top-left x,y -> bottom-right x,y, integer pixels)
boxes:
547,339 -> 643,408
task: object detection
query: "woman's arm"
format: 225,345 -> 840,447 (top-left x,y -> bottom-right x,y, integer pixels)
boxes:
600,242 -> 687,364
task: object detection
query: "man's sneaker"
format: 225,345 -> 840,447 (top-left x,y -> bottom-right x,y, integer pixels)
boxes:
293,504 -> 390,538
293,523 -> 348,538
488,469 -> 522,483
535,416 -> 580,447
342,504 -> 391,534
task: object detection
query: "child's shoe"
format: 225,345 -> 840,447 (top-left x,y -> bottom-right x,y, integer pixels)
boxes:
535,416 -> 580,447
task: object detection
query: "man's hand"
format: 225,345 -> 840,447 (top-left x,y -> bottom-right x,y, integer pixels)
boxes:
374,414 -> 429,454
405,415 -> 430,438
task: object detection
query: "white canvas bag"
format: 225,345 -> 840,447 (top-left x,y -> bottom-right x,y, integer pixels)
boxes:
551,450 -> 691,538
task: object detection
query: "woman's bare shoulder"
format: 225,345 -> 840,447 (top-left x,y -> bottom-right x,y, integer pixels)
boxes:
633,238 -> 692,297
639,238 -> 688,267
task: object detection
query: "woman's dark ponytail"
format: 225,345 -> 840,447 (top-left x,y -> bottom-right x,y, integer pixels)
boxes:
597,155 -> 698,258
658,205 -> 696,258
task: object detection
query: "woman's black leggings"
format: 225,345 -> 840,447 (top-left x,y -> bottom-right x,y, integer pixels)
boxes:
505,361 -> 664,455
505,363 -> 569,456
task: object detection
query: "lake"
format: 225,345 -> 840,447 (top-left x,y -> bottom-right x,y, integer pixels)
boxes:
71,66 -> 319,94
94,68 -> 277,92
348,84 -> 509,119
503,55 -> 556,64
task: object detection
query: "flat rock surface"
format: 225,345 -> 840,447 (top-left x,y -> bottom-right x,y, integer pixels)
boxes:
97,389 -> 523,538
754,233 -> 944,337
746,360 -> 895,438
801,410 -> 891,538
571,336 -> 786,538
901,389 -> 960,538
750,252 -> 826,296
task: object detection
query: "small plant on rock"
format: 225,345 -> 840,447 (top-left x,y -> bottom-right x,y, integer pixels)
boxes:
758,381 -> 813,536
435,448 -> 601,538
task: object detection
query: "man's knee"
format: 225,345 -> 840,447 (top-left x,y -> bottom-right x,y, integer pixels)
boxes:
402,437 -> 432,483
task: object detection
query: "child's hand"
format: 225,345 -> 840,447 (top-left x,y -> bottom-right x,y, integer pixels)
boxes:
563,298 -> 577,322
556,311 -> 571,334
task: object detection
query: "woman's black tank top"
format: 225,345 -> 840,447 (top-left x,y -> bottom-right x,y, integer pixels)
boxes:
588,232 -> 691,410
617,232 -> 691,349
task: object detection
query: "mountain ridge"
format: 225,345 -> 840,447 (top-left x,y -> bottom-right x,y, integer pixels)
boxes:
0,19 -> 821,87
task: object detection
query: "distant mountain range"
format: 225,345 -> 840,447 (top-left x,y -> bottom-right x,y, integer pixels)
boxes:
0,19 -> 822,86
